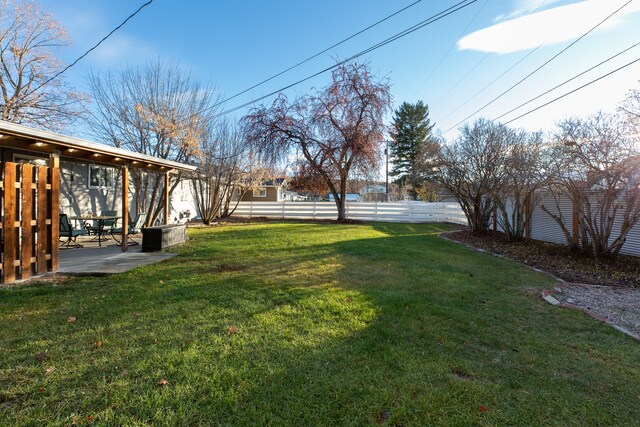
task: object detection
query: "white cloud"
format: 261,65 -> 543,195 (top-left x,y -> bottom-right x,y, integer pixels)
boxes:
493,0 -> 564,22
89,34 -> 155,65
459,0 -> 640,54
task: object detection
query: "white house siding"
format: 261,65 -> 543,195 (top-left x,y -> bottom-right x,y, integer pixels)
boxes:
168,179 -> 198,223
59,159 -> 198,225
59,160 -> 123,217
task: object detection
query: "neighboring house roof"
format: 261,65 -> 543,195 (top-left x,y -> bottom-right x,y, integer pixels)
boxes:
0,120 -> 197,172
260,178 -> 286,186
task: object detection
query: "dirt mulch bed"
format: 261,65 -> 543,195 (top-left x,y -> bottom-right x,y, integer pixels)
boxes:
445,230 -> 640,288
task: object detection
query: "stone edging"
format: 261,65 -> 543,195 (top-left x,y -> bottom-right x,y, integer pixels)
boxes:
438,231 -> 640,342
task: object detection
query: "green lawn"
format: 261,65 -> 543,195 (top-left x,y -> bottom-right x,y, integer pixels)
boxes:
1,222 -> 638,426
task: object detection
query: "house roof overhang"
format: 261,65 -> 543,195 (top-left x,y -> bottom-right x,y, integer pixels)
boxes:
0,120 -> 197,173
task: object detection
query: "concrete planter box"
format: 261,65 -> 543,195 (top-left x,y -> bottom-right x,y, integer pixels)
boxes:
142,224 -> 187,252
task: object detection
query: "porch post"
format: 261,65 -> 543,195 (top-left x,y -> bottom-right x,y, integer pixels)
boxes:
164,172 -> 170,225
49,152 -> 60,271
121,166 -> 129,252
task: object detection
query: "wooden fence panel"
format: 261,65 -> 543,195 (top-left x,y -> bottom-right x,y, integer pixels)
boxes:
21,164 -> 34,279
3,163 -> 17,283
36,166 -> 48,275
50,166 -> 60,271
0,161 -> 59,284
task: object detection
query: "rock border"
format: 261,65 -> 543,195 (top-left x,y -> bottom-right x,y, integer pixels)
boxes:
439,231 -> 640,342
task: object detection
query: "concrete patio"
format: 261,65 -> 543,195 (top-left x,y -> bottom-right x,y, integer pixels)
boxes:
58,235 -> 177,275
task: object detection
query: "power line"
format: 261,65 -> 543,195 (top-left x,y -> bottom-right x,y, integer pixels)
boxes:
430,52 -> 490,108
412,0 -> 489,100
502,56 -> 640,125
441,0 -> 634,134
218,0 -> 478,117
494,41 -> 640,122
437,45 -> 542,124
221,0 -> 424,105
433,0 -> 549,116
26,0 -> 154,98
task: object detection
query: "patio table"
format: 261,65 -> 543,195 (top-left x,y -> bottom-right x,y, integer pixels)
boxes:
70,216 -> 121,247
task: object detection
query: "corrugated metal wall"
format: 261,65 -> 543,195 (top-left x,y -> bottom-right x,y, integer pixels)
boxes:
532,194 -> 574,246
500,193 -> 640,257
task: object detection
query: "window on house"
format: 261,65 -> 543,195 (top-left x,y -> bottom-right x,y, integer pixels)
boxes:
88,165 -> 114,189
253,187 -> 267,198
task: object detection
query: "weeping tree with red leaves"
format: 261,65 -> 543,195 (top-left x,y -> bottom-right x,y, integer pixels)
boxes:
289,161 -> 330,200
244,62 -> 392,221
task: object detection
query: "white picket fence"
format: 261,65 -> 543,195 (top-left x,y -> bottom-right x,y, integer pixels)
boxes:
231,201 -> 468,224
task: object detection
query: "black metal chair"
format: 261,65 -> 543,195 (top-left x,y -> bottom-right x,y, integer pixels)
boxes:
111,212 -> 147,246
59,213 -> 88,248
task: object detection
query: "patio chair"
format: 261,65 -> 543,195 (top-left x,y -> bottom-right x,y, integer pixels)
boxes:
111,212 -> 147,246
60,213 -> 88,248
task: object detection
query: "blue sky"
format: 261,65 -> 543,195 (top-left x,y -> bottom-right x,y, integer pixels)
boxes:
43,0 -> 640,139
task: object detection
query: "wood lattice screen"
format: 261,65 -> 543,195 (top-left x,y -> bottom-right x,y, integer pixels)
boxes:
1,161 -> 60,283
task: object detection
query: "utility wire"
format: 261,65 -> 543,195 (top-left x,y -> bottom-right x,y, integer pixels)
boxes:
412,0 -> 489,100
26,0 -> 154,98
494,41 -> 640,122
430,52 -> 490,108
433,0 -> 548,115
437,45 -> 542,125
442,0 -> 634,134
221,0 -> 424,104
218,0 -> 478,117
503,56 -> 640,125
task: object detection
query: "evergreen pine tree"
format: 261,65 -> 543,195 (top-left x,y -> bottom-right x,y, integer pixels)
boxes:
389,101 -> 435,199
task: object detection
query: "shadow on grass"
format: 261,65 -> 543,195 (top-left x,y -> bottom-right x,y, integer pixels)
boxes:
1,222 -> 639,425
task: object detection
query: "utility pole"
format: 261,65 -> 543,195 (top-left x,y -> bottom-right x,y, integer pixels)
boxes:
385,140 -> 390,202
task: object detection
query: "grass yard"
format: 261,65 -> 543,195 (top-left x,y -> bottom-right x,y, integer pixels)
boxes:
1,222 -> 639,426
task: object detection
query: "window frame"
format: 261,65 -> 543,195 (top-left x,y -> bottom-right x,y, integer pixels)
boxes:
88,165 -> 115,189
253,187 -> 267,198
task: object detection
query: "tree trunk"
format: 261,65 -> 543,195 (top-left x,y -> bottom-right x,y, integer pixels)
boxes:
336,200 -> 347,221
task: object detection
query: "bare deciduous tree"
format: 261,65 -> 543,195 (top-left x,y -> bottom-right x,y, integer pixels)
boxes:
191,119 -> 250,224
87,59 -> 217,225
244,62 -> 391,221
542,113 -> 640,258
495,130 -> 545,241
436,119 -> 509,232
618,84 -> 640,138
0,0 -> 84,129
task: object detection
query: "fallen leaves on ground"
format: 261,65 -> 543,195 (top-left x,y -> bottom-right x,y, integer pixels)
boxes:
157,379 -> 169,386
45,366 -> 55,375
94,340 -> 102,349
447,230 -> 640,287
227,325 -> 239,335
67,316 -> 77,324
479,405 -> 488,413
376,410 -> 390,423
